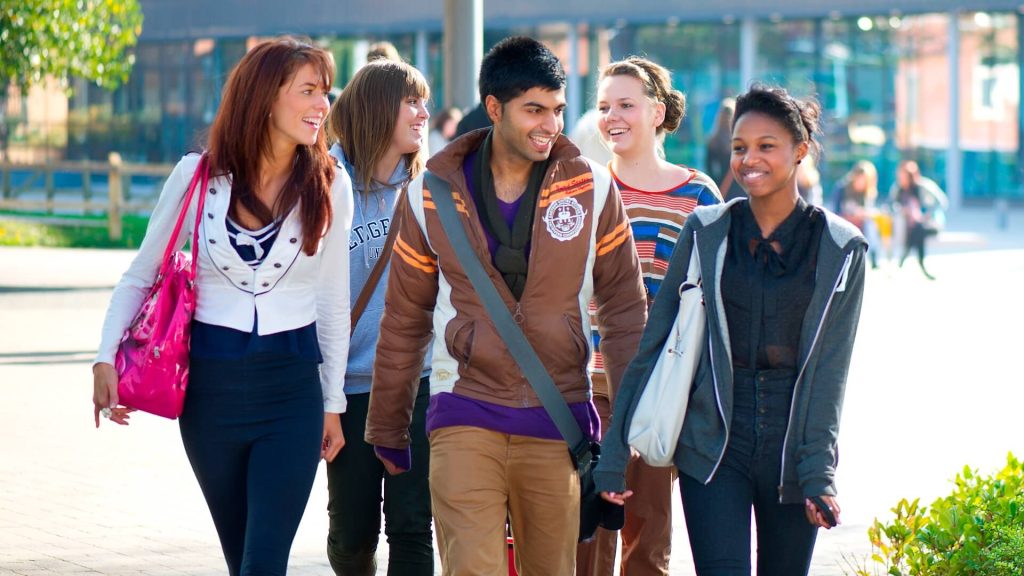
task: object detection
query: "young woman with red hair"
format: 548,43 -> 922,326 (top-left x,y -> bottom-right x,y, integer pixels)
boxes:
92,37 -> 354,574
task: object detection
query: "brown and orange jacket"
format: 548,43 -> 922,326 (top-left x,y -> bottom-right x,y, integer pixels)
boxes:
365,130 -> 647,450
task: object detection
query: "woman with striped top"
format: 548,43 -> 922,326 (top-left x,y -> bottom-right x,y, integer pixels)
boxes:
577,56 -> 720,576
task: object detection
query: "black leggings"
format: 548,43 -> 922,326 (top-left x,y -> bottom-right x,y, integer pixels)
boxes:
900,222 -> 938,274
325,381 -> 434,576
179,354 -> 323,576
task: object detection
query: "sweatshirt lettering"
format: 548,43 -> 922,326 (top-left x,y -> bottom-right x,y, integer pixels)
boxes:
349,217 -> 392,252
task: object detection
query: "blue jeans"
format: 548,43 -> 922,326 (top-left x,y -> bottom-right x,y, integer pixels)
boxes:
679,368 -> 818,576
325,381 -> 434,576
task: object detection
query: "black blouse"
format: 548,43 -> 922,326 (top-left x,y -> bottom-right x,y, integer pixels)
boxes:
721,198 -> 826,370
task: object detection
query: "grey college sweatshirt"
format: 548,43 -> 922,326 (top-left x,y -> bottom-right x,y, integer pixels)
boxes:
330,143 -> 431,395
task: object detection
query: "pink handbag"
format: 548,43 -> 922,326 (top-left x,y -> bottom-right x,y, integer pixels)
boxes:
114,154 -> 209,419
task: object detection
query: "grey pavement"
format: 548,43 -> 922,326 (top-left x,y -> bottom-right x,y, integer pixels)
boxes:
1,206 -> 1022,575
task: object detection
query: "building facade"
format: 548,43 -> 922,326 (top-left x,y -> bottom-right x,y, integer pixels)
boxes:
3,0 -> 1022,205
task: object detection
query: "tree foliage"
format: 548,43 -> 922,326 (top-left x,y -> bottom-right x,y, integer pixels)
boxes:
0,0 -> 143,93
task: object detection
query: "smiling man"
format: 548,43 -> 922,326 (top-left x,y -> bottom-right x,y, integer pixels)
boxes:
364,36 -> 648,575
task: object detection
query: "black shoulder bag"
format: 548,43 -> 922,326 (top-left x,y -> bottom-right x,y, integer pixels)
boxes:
424,171 -> 624,543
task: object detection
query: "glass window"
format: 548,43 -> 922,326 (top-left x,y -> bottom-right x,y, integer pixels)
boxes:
629,22 -> 741,170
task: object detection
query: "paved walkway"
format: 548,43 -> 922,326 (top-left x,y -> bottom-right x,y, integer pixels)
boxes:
1,207 -> 1021,575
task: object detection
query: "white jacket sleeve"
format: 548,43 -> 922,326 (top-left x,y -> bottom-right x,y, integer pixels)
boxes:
316,168 -> 354,413
94,154 -> 202,366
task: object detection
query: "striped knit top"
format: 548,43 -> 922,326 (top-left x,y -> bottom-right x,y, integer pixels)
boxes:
589,166 -> 721,389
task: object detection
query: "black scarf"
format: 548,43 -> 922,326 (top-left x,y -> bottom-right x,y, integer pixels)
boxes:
471,129 -> 550,299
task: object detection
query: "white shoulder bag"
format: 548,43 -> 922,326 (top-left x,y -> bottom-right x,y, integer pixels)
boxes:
627,236 -> 705,467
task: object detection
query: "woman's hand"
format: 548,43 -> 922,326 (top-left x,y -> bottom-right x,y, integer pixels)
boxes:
600,490 -> 634,506
321,413 -> 345,462
805,495 -> 841,529
92,363 -> 134,427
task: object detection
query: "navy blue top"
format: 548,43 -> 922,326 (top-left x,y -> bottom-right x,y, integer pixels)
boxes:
190,216 -> 322,361
225,216 -> 279,269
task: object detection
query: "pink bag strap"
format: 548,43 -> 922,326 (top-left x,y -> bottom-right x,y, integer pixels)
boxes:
158,154 -> 210,279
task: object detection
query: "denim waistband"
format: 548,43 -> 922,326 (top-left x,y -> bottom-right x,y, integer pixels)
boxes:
732,367 -> 796,425
733,367 -> 797,390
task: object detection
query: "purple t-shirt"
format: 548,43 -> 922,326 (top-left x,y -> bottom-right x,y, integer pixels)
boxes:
375,149 -> 599,472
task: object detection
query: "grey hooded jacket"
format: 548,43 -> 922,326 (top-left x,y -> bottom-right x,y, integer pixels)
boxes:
594,198 -> 867,504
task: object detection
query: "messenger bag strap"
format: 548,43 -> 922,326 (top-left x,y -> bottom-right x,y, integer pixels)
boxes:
424,170 -> 591,466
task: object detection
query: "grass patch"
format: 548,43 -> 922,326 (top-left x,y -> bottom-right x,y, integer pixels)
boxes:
0,212 -> 151,248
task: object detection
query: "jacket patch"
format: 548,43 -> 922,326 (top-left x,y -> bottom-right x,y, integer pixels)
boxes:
543,197 -> 587,241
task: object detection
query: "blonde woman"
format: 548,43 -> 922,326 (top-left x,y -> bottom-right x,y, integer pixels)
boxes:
834,160 -> 881,268
577,56 -> 720,576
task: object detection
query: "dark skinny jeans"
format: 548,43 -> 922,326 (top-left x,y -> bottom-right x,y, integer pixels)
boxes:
679,368 -> 818,576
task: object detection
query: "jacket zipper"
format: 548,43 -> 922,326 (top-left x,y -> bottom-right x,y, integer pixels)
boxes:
514,301 -> 530,407
693,229 -> 730,485
777,251 -> 854,501
704,324 -> 728,483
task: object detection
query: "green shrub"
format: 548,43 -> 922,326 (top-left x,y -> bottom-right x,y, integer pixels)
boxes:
847,453 -> 1023,576
0,213 -> 150,249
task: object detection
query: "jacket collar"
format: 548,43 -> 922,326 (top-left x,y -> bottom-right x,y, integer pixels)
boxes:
200,173 -> 304,294
690,197 -> 867,253
690,197 -> 867,375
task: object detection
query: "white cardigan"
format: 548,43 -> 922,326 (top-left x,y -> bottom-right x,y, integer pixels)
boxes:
95,153 -> 354,413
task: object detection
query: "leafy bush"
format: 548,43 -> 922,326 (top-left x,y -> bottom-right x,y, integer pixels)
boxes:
846,453 -> 1023,576
0,213 -> 149,248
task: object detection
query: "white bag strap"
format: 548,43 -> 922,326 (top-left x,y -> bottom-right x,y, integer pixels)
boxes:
681,232 -> 702,298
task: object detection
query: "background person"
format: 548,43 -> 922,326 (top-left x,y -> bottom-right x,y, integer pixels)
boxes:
889,159 -> 947,280
834,160 -> 882,268
92,37 -> 353,575
324,59 -> 435,576
596,84 -> 867,576
569,108 -> 613,165
705,97 -> 743,200
453,101 -> 493,137
366,41 -> 401,63
428,106 -> 463,158
576,56 -> 720,576
796,150 -> 823,207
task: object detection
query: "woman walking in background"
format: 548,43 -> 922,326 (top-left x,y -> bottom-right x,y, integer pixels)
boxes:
834,160 -> 882,268
706,97 -> 744,200
93,37 -> 353,575
596,84 -> 867,575
428,106 -> 463,158
889,159 -> 947,279
324,59 -> 435,576
576,56 -> 720,576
